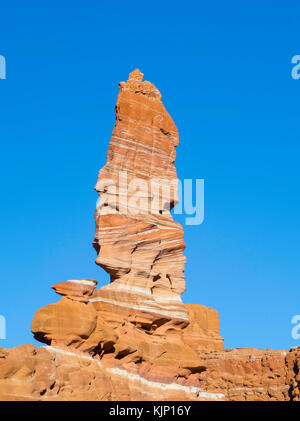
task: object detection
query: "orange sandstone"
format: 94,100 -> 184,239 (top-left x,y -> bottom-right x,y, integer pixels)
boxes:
0,70 -> 297,401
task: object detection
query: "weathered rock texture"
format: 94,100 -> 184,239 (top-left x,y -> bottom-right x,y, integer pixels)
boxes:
0,70 -> 297,401
1,345 -> 299,401
93,68 -> 188,332
183,304 -> 224,352
31,280 -> 98,348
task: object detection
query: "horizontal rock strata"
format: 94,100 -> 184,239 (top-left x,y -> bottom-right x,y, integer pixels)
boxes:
93,69 -> 188,334
1,344 -> 299,401
0,70 -> 294,401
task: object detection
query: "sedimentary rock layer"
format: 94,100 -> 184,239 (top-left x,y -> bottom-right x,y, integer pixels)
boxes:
31,279 -> 98,348
93,69 -> 188,332
1,344 -> 299,401
0,70 -> 294,402
27,71 -> 225,399
183,304 -> 224,352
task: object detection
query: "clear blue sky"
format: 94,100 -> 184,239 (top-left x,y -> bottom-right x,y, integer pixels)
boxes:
1,1 -> 300,351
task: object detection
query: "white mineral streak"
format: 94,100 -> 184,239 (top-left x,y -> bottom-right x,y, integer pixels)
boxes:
44,346 -> 225,401
90,296 -> 189,320
68,279 -> 97,286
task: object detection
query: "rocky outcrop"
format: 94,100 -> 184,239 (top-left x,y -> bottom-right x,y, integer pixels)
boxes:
31,280 -> 98,348
92,68 -> 188,332
0,70 -> 296,401
183,304 -> 224,352
1,345 -> 300,401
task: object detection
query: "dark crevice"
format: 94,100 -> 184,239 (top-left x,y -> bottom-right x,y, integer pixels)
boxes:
33,332 -> 51,346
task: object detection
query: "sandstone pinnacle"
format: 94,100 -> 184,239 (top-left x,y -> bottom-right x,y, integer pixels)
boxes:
0,71 -> 298,401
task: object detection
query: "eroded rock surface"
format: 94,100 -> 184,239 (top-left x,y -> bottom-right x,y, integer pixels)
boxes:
31,280 -> 98,348
1,345 -> 299,401
183,304 -> 224,352
92,69 -> 188,332
0,70 -> 295,401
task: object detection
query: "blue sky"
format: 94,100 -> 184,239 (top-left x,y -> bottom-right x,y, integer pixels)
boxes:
0,1 -> 300,350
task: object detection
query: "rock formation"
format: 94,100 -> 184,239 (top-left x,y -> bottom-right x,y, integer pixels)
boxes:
0,70 -> 299,401
31,280 -> 98,348
92,68 -> 188,333
1,344 -> 299,401
183,304 -> 224,352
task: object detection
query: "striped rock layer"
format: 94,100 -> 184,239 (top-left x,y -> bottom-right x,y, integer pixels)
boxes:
1,344 -> 300,401
92,69 -> 188,333
1,71 -> 295,401
26,71 -> 225,399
